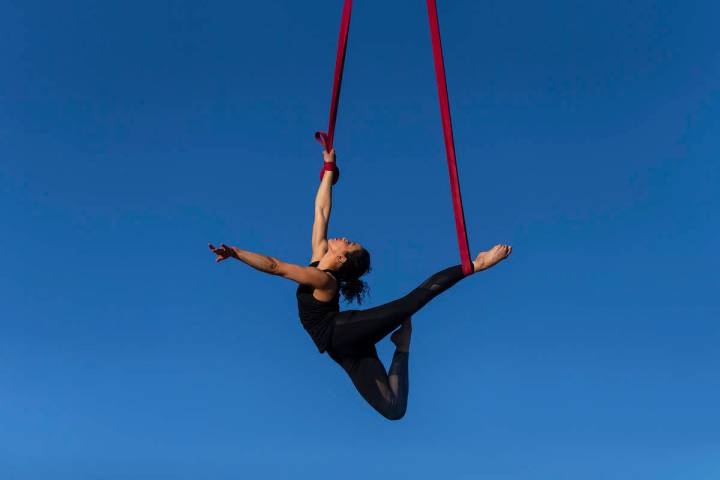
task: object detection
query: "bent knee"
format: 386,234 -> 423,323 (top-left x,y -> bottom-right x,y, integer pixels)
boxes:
380,402 -> 407,421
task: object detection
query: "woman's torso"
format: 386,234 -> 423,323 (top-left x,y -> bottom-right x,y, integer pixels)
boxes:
295,261 -> 340,353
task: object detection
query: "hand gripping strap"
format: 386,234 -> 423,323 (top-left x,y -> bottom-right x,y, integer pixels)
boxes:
427,0 -> 473,276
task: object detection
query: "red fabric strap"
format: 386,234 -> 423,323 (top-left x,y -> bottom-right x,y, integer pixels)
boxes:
320,161 -> 340,185
315,0 -> 353,154
426,0 -> 473,276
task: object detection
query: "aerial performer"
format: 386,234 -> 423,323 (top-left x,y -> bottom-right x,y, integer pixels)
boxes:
208,0 -> 512,419
208,148 -> 512,419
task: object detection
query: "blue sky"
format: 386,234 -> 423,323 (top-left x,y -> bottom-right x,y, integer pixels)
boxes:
1,0 -> 718,478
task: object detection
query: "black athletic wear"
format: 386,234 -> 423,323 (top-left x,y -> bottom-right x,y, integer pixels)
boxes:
296,261 -> 470,420
328,347 -> 410,420
329,264 -> 467,355
295,261 -> 339,353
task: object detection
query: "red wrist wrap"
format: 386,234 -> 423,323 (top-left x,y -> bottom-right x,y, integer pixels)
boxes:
320,161 -> 340,185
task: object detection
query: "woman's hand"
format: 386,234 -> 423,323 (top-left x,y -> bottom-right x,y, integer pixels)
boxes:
323,148 -> 336,163
208,243 -> 237,263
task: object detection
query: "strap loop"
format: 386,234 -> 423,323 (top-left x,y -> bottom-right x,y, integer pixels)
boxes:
315,131 -> 331,151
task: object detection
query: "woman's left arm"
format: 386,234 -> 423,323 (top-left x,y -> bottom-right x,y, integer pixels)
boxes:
311,149 -> 335,260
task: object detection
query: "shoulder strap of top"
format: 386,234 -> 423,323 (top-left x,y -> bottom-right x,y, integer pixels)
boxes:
309,261 -> 337,280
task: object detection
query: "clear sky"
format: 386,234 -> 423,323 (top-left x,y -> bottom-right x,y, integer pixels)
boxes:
2,0 -> 718,478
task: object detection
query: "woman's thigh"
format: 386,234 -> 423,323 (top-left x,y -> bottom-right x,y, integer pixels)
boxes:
330,303 -> 408,355
330,264 -> 466,352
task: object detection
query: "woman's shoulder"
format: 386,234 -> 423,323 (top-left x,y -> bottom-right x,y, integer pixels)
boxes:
304,261 -> 339,300
308,260 -> 336,278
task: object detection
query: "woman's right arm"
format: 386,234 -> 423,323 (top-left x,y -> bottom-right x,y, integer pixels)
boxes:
209,243 -> 280,274
208,243 -> 332,288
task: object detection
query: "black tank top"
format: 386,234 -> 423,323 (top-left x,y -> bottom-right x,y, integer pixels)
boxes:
295,261 -> 340,353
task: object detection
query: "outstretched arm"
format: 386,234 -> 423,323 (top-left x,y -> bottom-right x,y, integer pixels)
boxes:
311,149 -> 336,261
208,243 -> 333,289
209,243 -> 280,274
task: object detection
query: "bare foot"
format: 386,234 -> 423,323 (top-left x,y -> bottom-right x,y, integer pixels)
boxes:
390,318 -> 412,352
473,244 -> 512,272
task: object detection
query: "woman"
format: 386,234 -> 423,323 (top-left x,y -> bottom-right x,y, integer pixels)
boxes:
209,148 -> 512,420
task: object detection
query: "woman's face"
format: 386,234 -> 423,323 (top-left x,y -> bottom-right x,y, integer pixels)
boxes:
329,237 -> 362,257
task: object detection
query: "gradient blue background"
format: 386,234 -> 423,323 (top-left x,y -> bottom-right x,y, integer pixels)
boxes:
2,0 -> 718,478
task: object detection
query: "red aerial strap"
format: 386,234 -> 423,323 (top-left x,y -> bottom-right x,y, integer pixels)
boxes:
426,0 -> 473,276
315,0 -> 353,152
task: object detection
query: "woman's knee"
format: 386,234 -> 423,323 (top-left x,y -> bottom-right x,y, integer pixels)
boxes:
379,399 -> 407,421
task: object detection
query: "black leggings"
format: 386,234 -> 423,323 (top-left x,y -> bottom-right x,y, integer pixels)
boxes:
326,264 -> 469,420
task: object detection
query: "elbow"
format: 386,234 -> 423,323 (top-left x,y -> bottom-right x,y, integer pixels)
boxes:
268,257 -> 282,275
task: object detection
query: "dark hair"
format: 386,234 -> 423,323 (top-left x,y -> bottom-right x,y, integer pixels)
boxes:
334,247 -> 371,305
